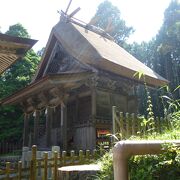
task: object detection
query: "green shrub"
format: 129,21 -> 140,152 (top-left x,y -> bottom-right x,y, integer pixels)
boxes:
95,128 -> 180,180
94,150 -> 114,180
129,143 -> 180,180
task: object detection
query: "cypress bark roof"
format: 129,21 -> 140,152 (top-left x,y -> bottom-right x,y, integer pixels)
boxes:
0,33 -> 37,74
35,20 -> 168,87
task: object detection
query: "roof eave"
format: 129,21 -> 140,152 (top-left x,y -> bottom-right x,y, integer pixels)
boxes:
0,71 -> 94,105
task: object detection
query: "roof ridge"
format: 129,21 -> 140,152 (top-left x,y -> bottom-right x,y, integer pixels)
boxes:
60,12 -> 114,41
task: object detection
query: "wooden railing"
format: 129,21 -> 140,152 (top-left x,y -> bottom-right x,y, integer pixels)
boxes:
112,106 -> 172,140
0,145 -> 101,180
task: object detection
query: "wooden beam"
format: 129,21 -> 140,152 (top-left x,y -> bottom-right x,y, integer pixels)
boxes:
33,111 -> 40,145
49,87 -> 64,106
75,96 -> 79,124
37,92 -> 48,109
46,107 -> 52,147
23,113 -> 29,147
91,88 -> 96,123
60,101 -> 67,150
26,97 -> 36,112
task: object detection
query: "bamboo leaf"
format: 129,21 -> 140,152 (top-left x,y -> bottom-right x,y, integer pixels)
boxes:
173,85 -> 180,92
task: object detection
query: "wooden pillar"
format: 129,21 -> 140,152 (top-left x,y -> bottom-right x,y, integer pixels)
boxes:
61,102 -> 67,150
75,96 -> 79,123
91,89 -> 97,149
33,110 -> 40,145
46,107 -> 52,147
91,89 -> 96,122
23,113 -> 29,147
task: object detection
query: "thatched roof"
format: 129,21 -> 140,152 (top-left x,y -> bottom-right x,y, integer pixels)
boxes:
0,33 -> 37,74
35,21 -> 168,87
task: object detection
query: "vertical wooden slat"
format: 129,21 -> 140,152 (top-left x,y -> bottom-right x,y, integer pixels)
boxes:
166,114 -> 171,130
43,152 -> 48,180
91,88 -> 97,122
6,162 -> 10,180
46,107 -> 52,147
100,144 -> 104,156
93,149 -> 97,159
61,102 -> 67,150
156,117 -> 160,134
160,117 -> 163,133
131,113 -> 136,135
53,151 -> 58,180
155,116 -> 157,132
120,112 -> 124,139
165,115 -> 170,130
30,145 -> 37,180
62,151 -> 66,166
79,150 -> 83,164
86,150 -> 90,162
137,115 -> 141,136
23,113 -> 29,147
70,150 -> 75,164
33,111 -> 40,145
126,113 -> 130,138
112,106 -> 117,136
18,161 -> 22,180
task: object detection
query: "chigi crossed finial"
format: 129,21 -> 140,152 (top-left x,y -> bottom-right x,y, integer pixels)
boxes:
57,0 -> 81,21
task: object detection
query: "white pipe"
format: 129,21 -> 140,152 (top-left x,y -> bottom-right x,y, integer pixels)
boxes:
113,140 -> 180,180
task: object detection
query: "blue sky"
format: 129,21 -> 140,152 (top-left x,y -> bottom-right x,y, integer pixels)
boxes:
0,0 -> 172,51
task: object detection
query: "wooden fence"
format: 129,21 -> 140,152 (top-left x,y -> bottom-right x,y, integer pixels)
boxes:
0,142 -> 22,155
112,106 -> 172,140
0,145 -> 101,180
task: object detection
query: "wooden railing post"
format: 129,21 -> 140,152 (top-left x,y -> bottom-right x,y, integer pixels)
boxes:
30,145 -> 37,180
137,115 -> 141,136
53,151 -> 58,180
156,117 -> 160,134
5,162 -> 10,180
86,150 -> 90,162
112,106 -> 117,137
126,113 -> 130,138
43,152 -> 48,180
100,144 -> 104,156
160,117 -> 163,133
166,114 -> 172,130
70,150 -> 75,164
18,161 -> 22,180
131,113 -> 136,135
79,150 -> 83,164
120,112 -> 124,139
62,151 -> 66,166
93,149 -> 98,159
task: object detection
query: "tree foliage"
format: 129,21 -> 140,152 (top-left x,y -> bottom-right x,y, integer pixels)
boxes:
6,23 -> 30,38
126,0 -> 180,115
90,0 -> 134,45
155,0 -> 180,97
0,23 -> 40,142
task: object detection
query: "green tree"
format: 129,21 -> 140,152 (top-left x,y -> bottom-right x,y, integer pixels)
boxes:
0,24 -> 40,98
0,24 -> 40,142
6,23 -> 30,38
155,0 -> 180,97
126,1 -> 180,116
90,0 -> 134,46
